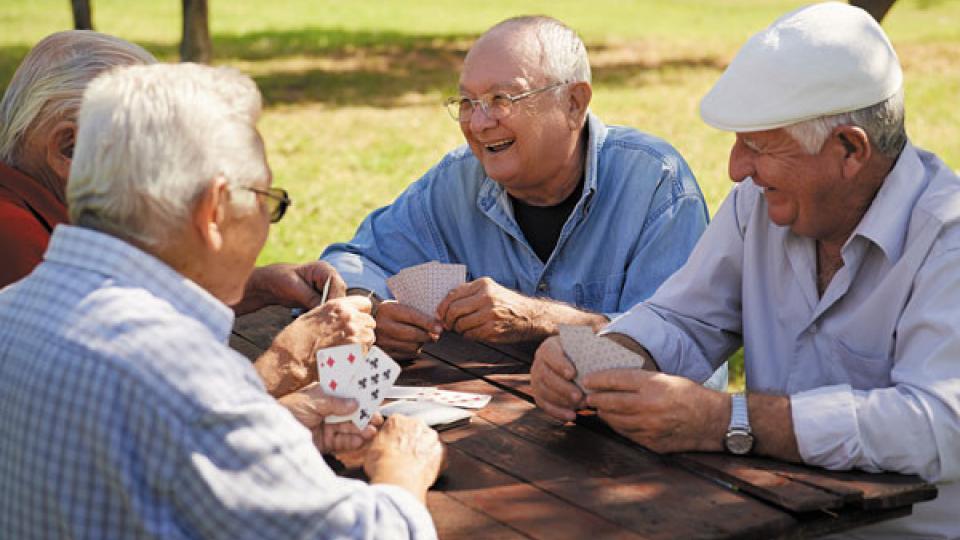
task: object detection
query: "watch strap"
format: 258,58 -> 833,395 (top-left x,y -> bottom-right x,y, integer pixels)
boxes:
729,392 -> 750,431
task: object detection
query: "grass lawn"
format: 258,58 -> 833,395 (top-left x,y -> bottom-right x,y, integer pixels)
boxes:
2,0 -> 959,389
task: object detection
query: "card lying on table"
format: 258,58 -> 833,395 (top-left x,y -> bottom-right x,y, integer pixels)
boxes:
380,400 -> 473,431
558,325 -> 645,392
387,261 -> 467,317
316,344 -> 401,429
386,386 -> 491,409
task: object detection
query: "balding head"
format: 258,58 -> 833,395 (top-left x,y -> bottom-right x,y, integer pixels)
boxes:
466,16 -> 591,87
0,31 -> 156,168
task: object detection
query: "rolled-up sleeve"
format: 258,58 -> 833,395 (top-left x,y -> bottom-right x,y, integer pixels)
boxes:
792,245 -> 960,483
321,169 -> 449,300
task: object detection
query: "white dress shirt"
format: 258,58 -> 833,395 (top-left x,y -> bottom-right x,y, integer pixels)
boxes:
605,143 -> 960,539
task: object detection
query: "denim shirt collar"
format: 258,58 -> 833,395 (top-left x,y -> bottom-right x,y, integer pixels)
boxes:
44,225 -> 235,341
848,142 -> 925,263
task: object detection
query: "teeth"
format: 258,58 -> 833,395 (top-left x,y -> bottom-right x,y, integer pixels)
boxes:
485,139 -> 514,152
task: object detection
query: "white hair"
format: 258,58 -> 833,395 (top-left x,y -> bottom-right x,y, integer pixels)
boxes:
68,63 -> 267,247
488,16 -> 591,85
0,30 -> 156,166
784,88 -> 907,160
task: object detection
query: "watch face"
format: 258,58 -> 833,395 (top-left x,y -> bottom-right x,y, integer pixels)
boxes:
725,430 -> 754,455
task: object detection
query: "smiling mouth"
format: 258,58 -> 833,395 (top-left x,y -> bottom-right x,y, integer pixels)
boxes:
484,139 -> 515,153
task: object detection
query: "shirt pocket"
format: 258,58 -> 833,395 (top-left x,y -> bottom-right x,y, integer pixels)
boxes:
828,334 -> 893,390
575,272 -> 626,313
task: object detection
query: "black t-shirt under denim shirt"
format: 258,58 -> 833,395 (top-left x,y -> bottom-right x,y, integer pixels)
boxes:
509,176 -> 585,263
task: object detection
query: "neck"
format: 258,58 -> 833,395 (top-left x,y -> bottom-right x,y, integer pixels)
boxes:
508,126 -> 588,206
13,162 -> 66,204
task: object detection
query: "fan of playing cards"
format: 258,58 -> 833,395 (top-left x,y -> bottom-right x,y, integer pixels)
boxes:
317,344 -> 402,429
387,261 -> 467,317
558,325 -> 646,392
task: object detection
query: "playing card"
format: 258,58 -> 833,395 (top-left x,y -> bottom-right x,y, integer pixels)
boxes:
558,325 -> 645,392
316,343 -> 364,397
343,346 -> 403,429
387,261 -> 467,317
419,389 -> 491,409
386,385 -> 438,400
380,399 -> 473,430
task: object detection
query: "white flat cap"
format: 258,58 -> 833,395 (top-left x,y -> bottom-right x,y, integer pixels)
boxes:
700,2 -> 902,132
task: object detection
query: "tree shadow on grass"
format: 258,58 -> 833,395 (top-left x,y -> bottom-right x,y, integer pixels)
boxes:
0,26 -> 727,108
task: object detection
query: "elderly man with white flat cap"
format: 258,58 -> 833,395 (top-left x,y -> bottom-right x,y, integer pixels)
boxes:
531,3 -> 960,537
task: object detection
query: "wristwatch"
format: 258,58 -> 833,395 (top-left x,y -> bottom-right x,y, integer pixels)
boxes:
724,392 -> 754,455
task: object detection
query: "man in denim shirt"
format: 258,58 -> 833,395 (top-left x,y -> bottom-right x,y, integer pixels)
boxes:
323,16 -> 717,382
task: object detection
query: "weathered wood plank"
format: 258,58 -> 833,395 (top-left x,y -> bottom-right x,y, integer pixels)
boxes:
678,453 -> 937,511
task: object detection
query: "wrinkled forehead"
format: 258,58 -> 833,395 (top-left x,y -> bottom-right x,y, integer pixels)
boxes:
459,28 -> 545,93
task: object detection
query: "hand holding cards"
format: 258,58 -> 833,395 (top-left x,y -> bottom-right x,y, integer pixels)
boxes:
387,261 -> 467,317
316,344 -> 401,428
558,325 -> 645,392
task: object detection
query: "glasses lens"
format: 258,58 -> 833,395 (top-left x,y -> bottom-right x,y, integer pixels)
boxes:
446,97 -> 467,121
488,95 -> 513,119
268,188 -> 290,223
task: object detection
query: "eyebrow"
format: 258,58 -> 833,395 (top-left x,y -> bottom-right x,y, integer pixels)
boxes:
458,79 -> 528,95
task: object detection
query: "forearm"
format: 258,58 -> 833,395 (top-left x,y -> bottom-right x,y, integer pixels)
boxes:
526,298 -> 609,339
749,394 -> 802,462
233,266 -> 272,315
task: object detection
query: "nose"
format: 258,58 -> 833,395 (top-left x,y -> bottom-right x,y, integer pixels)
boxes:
466,104 -> 497,133
728,137 -> 755,184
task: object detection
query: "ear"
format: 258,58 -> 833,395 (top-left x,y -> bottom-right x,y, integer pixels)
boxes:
565,81 -> 592,130
192,176 -> 230,252
45,120 -> 76,183
830,125 -> 871,179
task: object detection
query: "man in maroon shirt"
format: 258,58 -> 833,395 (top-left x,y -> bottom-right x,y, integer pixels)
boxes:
0,31 -> 155,288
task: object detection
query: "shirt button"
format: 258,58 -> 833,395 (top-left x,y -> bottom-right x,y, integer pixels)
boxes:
537,282 -> 548,292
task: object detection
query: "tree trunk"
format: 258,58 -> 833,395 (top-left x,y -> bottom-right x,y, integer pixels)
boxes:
850,0 -> 897,23
181,0 -> 212,64
71,0 -> 93,30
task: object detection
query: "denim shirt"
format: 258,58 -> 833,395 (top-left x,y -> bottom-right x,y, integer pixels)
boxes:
322,113 -> 709,320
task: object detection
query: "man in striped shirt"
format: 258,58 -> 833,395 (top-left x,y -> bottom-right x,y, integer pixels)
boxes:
0,63 -> 442,539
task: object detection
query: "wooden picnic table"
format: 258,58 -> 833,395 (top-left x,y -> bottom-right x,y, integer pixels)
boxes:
231,306 -> 937,539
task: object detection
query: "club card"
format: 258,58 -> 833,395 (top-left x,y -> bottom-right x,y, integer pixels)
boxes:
345,346 -> 403,429
558,325 -> 645,392
419,389 -> 491,409
380,399 -> 473,431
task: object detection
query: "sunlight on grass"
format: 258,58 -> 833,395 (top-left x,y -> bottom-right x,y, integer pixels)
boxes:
2,0 -> 958,389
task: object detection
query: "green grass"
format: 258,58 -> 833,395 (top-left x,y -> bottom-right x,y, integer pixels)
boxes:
2,1 -> 959,390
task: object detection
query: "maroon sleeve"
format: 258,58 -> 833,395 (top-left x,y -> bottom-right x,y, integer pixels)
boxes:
0,201 -> 52,288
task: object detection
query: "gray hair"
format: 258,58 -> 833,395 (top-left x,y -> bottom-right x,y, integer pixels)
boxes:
68,63 -> 267,247
784,88 -> 907,160
486,16 -> 591,85
0,30 -> 156,166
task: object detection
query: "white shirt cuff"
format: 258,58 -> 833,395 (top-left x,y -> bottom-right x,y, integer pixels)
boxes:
791,384 -> 875,472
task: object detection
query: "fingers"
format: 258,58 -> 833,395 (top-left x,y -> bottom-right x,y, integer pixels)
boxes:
438,281 -> 487,331
328,295 -> 372,314
531,337 -> 582,421
435,280 -> 480,322
375,302 -> 441,358
581,367 -> 652,393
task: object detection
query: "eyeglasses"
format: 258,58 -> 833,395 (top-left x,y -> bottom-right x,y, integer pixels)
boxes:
243,186 -> 291,223
445,81 -> 566,122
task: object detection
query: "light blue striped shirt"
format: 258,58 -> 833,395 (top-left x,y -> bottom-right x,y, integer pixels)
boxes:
0,225 -> 435,539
